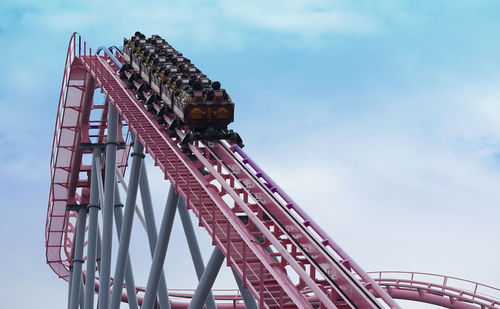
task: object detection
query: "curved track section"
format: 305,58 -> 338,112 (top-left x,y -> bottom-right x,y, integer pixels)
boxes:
46,35 -> 130,279
46,34 -> 499,309
162,272 -> 500,309
368,272 -> 500,309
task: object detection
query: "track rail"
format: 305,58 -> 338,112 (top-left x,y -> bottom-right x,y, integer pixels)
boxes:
162,273 -> 500,309
46,34 -> 129,278
85,36 -> 396,308
46,33 -> 500,309
368,271 -> 500,309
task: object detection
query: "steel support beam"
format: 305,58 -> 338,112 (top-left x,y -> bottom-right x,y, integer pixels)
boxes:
112,182 -> 139,309
69,206 -> 87,309
84,147 -> 101,309
138,163 -> 171,309
177,198 -> 216,309
96,228 -> 102,308
68,266 -> 73,309
79,278 -> 85,309
141,186 -> 179,309
98,101 -> 119,308
115,166 -> 146,229
96,225 -> 102,273
187,247 -> 225,309
231,268 -> 258,309
110,140 -> 144,309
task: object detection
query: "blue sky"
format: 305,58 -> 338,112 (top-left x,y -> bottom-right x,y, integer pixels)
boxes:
1,0 -> 500,308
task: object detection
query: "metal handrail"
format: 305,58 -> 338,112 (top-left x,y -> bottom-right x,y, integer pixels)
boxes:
233,146 -> 399,308
369,271 -> 500,307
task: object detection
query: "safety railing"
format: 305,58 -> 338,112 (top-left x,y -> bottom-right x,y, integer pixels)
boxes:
369,271 -> 500,308
226,146 -> 398,308
46,33 -> 130,279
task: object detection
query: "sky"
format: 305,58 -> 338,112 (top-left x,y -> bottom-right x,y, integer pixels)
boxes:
1,0 -> 500,308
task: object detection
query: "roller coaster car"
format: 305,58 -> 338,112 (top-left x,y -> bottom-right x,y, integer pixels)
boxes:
120,31 -> 243,151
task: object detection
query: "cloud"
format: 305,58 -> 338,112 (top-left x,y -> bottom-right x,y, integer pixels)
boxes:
2,2 -> 500,308
219,0 -> 381,37
1,0 -> 385,51
246,79 -> 500,292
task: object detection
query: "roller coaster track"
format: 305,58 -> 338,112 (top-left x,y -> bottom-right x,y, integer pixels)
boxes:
368,272 -> 500,309
46,33 -> 500,309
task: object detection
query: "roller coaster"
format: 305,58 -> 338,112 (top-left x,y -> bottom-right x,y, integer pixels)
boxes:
46,33 -> 500,309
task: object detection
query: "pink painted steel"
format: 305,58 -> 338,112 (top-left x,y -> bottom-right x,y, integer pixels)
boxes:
79,53 -> 314,309
71,35 -> 375,307
369,271 -> 500,309
47,35 -> 86,279
47,34 -> 500,309
208,141 -> 400,308
46,33 -> 129,280
231,146 -> 397,308
109,51 -> 392,308
47,33 -> 391,308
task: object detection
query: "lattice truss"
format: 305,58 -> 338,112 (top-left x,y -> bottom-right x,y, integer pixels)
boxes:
46,34 -> 500,309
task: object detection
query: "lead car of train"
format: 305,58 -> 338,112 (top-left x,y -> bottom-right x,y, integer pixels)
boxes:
119,31 -> 243,151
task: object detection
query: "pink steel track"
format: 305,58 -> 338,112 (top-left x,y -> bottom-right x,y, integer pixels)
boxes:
46,33 -> 500,308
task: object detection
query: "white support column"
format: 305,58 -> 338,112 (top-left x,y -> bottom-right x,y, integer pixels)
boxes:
109,139 -> 144,309
141,186 -> 179,309
69,205 -> 88,309
79,278 -> 85,309
231,268 -> 258,309
138,163 -> 171,308
187,247 -> 225,309
67,266 -> 73,309
112,182 -> 139,309
115,166 -> 146,229
98,102 -> 119,308
84,147 -> 101,309
177,198 -> 217,309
